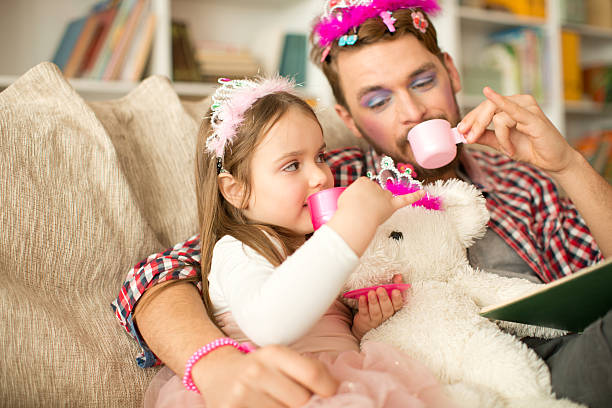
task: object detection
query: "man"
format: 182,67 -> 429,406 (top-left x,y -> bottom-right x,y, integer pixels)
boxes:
113,1 -> 611,407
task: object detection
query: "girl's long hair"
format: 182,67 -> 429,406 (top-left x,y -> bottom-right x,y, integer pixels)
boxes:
195,91 -> 320,318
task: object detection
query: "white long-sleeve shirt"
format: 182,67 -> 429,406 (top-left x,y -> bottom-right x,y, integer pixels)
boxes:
208,225 -> 358,346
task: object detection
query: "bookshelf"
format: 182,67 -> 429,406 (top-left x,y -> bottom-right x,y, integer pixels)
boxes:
0,0 -> 610,145
0,0 -> 306,100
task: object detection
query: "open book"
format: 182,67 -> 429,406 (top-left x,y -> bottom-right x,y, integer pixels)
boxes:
480,258 -> 612,332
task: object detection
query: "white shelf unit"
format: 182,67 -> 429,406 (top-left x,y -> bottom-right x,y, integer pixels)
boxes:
0,0 -> 309,100
0,0 -> 610,142
437,0 -> 612,140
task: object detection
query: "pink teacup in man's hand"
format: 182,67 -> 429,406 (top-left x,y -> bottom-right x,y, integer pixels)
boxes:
407,119 -> 467,169
307,187 -> 347,231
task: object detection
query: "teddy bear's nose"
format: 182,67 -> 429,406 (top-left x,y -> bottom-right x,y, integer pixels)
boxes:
389,231 -> 403,240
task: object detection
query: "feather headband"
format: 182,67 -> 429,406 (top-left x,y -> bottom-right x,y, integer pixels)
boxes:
206,76 -> 297,159
313,0 -> 441,49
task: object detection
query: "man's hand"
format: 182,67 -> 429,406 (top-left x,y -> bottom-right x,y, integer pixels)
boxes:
457,87 -> 577,176
351,274 -> 406,340
195,345 -> 338,408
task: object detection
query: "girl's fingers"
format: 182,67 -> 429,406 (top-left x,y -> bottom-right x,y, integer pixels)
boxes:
390,289 -> 404,311
376,287 -> 395,319
367,291 -> 383,322
357,295 -> 368,317
392,190 -> 425,211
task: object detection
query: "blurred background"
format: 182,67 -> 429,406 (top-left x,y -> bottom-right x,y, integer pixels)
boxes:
1,0 -> 611,182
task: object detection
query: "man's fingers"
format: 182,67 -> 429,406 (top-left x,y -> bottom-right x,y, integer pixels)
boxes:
258,346 -> 338,399
491,112 -> 516,156
483,86 -> 536,126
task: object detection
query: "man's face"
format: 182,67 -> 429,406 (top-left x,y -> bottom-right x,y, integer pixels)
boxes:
334,34 -> 462,179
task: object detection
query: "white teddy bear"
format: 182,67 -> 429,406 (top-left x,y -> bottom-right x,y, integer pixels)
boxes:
343,177 -> 585,408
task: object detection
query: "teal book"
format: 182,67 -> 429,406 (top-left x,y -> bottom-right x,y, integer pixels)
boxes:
51,16 -> 88,71
480,258 -> 612,333
278,33 -> 307,85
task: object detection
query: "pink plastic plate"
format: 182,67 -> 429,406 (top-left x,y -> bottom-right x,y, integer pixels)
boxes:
342,283 -> 411,299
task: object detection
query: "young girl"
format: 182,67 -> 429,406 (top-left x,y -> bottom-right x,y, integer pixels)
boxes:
145,76 -> 453,408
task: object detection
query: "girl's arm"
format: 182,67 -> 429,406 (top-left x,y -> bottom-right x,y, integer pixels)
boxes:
134,281 -> 338,407
212,225 -> 359,346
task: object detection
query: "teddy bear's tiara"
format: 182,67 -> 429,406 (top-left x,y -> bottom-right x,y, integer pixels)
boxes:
368,156 -> 442,210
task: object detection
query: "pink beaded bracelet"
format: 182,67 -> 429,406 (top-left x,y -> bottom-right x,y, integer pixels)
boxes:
182,337 -> 254,393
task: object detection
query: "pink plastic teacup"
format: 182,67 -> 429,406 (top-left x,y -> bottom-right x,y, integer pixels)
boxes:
407,119 -> 467,169
307,187 -> 346,231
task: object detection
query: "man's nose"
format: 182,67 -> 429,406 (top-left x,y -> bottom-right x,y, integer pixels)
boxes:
396,91 -> 426,124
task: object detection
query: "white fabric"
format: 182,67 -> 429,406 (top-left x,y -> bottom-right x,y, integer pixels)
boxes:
208,225 -> 358,346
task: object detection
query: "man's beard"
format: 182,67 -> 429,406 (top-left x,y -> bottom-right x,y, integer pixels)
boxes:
355,114 -> 463,183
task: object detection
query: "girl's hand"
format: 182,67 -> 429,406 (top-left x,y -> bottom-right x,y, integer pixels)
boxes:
328,177 -> 425,256
457,87 -> 576,175
351,274 -> 406,340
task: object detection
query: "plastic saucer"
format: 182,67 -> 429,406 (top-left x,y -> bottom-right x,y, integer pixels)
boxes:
342,283 -> 411,299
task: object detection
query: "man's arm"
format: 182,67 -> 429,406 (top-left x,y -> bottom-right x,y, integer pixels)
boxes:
134,281 -> 338,407
459,87 -> 612,258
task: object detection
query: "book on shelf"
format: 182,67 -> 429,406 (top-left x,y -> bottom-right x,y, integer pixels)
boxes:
51,15 -> 89,71
119,6 -> 156,82
560,0 -> 586,25
482,0 -> 546,18
278,33 -> 307,85
171,20 -> 202,82
88,0 -> 138,79
79,2 -> 119,78
573,129 -> 612,181
63,8 -> 106,78
561,30 -> 582,101
50,0 -> 156,82
102,0 -> 148,80
586,0 -> 612,28
195,42 -> 260,82
480,258 -> 612,333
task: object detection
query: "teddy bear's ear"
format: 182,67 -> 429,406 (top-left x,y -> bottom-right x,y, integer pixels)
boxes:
425,179 -> 490,248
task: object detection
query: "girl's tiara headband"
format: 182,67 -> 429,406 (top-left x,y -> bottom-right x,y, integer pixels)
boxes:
206,76 -> 297,160
313,0 -> 440,59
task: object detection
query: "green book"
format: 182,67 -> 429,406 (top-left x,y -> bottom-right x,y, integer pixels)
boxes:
480,258 -> 612,333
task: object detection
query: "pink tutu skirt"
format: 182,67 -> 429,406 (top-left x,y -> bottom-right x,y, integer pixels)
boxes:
144,341 -> 453,408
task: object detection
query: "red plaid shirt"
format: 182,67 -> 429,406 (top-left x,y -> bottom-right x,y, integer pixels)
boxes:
111,146 -> 602,367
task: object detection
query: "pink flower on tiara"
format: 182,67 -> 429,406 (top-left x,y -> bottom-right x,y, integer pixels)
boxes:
207,76 -> 297,158
313,0 -> 440,49
411,10 -> 428,33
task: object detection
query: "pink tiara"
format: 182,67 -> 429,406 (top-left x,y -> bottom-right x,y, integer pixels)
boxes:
368,156 -> 442,210
313,0 -> 440,49
207,76 -> 297,158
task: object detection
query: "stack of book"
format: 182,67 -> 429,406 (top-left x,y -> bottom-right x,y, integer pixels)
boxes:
51,0 -> 156,82
194,42 -> 260,82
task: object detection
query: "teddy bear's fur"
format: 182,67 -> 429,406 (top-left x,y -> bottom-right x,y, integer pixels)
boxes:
343,179 -> 584,408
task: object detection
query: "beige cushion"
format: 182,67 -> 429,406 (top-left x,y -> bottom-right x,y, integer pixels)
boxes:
0,62 -> 202,407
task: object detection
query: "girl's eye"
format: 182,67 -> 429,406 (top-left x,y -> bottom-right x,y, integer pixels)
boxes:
283,161 -> 299,172
411,74 -> 436,91
316,152 -> 326,163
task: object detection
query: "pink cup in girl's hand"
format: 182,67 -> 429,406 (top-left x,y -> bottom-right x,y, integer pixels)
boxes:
407,119 -> 467,169
307,187 -> 347,231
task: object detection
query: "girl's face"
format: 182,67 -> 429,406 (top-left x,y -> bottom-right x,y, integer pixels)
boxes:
243,107 -> 334,235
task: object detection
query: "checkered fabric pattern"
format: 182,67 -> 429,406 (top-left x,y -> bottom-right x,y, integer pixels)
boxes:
112,147 -> 602,367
